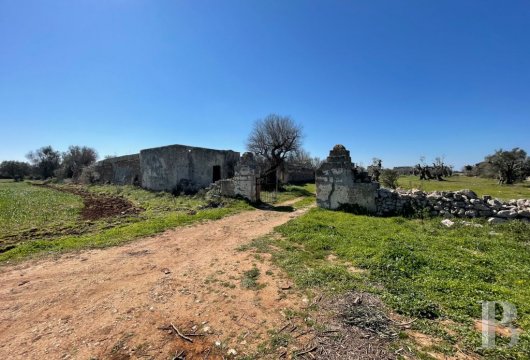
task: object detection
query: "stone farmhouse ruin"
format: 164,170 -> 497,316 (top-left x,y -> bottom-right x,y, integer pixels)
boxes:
95,144 -> 260,201
316,145 -> 530,223
95,143 -> 314,203
96,144 -> 239,191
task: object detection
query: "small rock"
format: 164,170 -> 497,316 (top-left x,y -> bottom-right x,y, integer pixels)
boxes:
518,210 -> 530,218
461,221 -> 483,228
441,219 -> 455,228
278,281 -> 293,290
227,349 -> 237,356
488,217 -> 506,225
215,340 -> 222,347
496,210 -> 518,219
460,189 -> 478,199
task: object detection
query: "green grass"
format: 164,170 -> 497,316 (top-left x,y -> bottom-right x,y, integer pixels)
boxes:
240,266 -> 264,290
261,183 -> 316,204
0,181 -> 83,238
247,208 -> 530,359
0,181 -> 252,262
0,181 -> 317,262
398,175 -> 530,200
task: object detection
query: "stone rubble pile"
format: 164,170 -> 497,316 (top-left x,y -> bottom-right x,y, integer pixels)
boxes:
376,188 -> 530,223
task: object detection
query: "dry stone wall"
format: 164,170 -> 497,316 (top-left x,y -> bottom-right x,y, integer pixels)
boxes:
316,145 -> 530,223
377,188 -> 530,222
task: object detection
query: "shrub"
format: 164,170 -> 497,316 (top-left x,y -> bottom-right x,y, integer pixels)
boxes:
380,169 -> 399,189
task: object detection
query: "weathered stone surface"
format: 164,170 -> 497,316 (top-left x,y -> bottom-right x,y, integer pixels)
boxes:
94,154 -> 141,185
316,145 -> 379,212
488,217 -> 507,225
208,152 -> 259,202
496,210 -> 518,219
313,145 -> 530,222
458,189 -> 478,199
140,144 -> 239,192
518,210 -> 530,218
441,219 -> 455,227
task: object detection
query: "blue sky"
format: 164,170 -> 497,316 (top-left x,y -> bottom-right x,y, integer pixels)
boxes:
1,0 -> 529,169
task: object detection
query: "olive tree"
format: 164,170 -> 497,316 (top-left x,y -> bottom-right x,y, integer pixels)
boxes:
26,146 -> 61,179
0,161 -> 31,181
59,146 -> 98,180
247,114 -> 303,175
486,148 -> 529,184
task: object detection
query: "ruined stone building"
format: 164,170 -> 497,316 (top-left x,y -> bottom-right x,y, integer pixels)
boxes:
316,145 -> 379,211
316,145 -> 530,222
95,144 -> 239,192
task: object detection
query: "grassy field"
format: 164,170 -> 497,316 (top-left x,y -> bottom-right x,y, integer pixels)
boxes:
240,181 -> 530,358
260,183 -> 316,204
398,175 -> 530,200
245,208 -> 530,359
0,181 -> 83,238
0,181 -> 253,262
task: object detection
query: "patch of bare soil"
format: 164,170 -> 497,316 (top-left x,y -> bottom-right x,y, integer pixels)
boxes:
40,184 -> 142,221
0,203 -> 313,359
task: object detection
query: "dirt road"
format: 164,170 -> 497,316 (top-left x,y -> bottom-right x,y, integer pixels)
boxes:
0,202 -> 310,359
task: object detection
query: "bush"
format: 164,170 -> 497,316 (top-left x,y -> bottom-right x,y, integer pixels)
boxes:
78,165 -> 100,184
380,169 -> 399,189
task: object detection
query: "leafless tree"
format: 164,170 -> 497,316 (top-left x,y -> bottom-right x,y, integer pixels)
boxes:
247,114 -> 303,174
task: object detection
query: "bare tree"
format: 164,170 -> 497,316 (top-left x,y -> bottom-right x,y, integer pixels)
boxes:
247,114 -> 303,174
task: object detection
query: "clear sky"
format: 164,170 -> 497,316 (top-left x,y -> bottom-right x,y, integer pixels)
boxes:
1,0 -> 529,169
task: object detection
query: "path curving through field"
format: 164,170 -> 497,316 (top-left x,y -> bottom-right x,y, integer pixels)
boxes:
0,200 -> 311,359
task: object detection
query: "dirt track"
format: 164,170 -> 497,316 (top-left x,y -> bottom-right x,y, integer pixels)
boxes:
0,201 -> 310,359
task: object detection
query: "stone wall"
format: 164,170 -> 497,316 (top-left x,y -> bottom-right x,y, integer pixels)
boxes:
139,144 -> 239,192
94,154 -> 141,185
282,164 -> 315,184
316,145 -> 530,223
377,188 -> 530,222
316,145 -> 379,212
206,152 -> 259,202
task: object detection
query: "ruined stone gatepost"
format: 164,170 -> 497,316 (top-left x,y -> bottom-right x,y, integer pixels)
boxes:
316,145 -> 379,212
216,152 -> 259,202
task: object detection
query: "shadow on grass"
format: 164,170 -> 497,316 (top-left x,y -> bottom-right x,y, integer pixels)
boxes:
252,202 -> 295,212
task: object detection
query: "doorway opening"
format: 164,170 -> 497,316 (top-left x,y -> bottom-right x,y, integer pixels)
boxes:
212,165 -> 221,182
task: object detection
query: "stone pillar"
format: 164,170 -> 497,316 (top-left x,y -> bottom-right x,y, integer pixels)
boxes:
316,145 -> 379,212
217,152 -> 259,202
233,152 -> 259,202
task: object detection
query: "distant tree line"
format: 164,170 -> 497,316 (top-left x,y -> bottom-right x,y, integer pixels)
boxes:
463,148 -> 530,184
0,145 -> 98,181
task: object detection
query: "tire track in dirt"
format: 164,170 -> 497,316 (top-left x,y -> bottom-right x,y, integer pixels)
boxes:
0,201 -> 311,359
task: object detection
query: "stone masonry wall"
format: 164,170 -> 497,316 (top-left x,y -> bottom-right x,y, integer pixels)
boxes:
94,154 -> 141,185
377,188 -> 530,223
205,152 -> 259,202
139,144 -> 239,192
316,145 -> 378,212
316,145 -> 530,223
